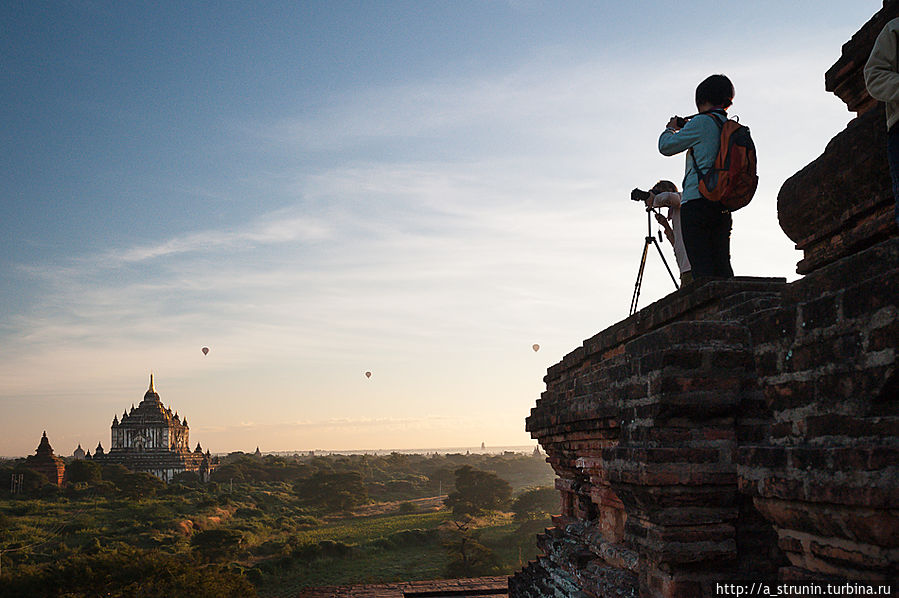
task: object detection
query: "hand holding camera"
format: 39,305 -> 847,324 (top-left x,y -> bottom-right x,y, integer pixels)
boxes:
667,115 -> 691,130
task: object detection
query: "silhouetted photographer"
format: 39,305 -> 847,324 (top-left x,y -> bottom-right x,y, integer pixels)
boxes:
658,74 -> 737,278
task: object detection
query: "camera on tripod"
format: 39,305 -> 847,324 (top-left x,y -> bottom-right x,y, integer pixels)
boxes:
630,188 -> 653,203
628,185 -> 679,315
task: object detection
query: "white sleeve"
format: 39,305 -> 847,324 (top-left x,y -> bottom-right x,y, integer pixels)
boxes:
652,192 -> 682,208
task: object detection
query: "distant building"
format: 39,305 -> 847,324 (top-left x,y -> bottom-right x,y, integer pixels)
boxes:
92,375 -> 217,482
73,444 -> 85,460
254,446 -> 262,458
24,431 -> 66,486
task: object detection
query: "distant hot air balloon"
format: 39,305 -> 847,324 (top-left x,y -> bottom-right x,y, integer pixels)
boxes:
202,347 -> 209,356
365,371 -> 372,379
532,344 -> 540,352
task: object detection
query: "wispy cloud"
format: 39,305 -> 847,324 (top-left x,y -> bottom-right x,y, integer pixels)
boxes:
107,211 -> 332,265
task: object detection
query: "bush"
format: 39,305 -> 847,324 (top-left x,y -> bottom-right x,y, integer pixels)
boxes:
439,521 -> 500,578
294,472 -> 368,512
191,528 -> 244,562
99,464 -> 131,488
7,467 -> 50,495
290,539 -> 353,562
2,546 -> 256,597
171,470 -> 201,486
119,472 -> 165,500
373,528 -> 435,549
64,460 -> 102,485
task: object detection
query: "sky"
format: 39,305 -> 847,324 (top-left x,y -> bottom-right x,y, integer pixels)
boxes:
0,0 -> 883,457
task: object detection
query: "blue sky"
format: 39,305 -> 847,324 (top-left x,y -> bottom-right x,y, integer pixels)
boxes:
0,1 -> 882,456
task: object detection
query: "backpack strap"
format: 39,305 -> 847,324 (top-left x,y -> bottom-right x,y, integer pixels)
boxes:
689,110 -> 727,178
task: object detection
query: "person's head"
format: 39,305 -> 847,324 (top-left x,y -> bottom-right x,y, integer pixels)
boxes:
695,74 -> 734,112
651,180 -> 678,194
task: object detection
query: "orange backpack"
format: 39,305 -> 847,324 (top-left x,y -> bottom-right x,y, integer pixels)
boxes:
692,113 -> 758,211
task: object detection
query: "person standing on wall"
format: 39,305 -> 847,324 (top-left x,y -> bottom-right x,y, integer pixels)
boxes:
658,74 -> 736,278
864,17 -> 899,227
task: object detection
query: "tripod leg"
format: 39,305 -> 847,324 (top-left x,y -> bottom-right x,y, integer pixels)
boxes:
651,237 -> 680,290
630,238 -> 652,316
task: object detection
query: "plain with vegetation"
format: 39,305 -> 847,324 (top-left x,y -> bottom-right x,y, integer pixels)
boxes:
0,450 -> 558,597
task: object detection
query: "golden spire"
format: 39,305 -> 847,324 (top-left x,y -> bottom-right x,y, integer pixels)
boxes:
149,372 -> 155,393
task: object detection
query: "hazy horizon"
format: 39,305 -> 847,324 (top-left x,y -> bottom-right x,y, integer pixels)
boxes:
1,1 -> 883,456
4,440 -> 539,461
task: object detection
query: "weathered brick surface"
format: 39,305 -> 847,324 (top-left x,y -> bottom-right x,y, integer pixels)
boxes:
510,3 -> 899,596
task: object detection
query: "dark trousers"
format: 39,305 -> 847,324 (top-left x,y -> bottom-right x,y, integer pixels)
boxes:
887,123 -> 899,226
681,198 -> 734,278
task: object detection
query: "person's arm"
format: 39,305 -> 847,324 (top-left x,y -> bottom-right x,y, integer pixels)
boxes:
865,21 -> 899,102
652,191 -> 682,208
658,117 -> 706,156
654,212 -> 675,245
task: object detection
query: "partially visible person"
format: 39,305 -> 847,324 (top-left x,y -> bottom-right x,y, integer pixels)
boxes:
644,180 -> 692,285
864,17 -> 899,226
658,74 -> 736,278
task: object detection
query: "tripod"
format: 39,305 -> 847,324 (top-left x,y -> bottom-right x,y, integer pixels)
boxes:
629,207 -> 679,316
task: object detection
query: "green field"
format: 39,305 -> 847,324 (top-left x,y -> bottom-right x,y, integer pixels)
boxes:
0,451 -> 556,597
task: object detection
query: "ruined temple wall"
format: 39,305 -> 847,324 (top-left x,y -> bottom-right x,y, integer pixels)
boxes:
738,238 -> 898,585
513,240 -> 898,596
516,279 -> 794,597
511,3 -> 899,596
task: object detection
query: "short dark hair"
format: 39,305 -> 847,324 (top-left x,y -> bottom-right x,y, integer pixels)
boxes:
695,74 -> 734,109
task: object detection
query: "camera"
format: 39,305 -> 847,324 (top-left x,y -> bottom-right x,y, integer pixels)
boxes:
631,188 -> 652,202
675,116 -> 690,128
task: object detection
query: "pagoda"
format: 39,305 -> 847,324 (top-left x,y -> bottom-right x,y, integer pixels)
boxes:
93,375 -> 216,482
24,431 -> 66,486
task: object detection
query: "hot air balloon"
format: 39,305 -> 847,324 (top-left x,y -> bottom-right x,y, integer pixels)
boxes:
202,347 -> 209,356
532,344 -> 540,352
365,371 -> 372,379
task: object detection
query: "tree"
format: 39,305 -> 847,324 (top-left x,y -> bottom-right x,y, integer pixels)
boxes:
444,466 -> 511,516
119,472 -> 165,500
511,487 -> 558,521
98,463 -> 131,489
294,471 -> 368,512
64,460 -> 102,485
427,467 -> 455,494
439,519 -> 501,577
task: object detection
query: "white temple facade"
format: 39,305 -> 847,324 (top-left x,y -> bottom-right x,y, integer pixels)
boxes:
94,375 -> 216,482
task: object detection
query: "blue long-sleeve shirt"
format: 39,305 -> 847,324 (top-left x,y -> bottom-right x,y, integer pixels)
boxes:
658,110 -> 726,203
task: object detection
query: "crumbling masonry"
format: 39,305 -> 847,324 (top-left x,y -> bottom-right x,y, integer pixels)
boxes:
510,4 -> 899,596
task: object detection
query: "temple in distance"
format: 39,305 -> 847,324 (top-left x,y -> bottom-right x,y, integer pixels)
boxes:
23,432 -> 66,486
91,374 -> 217,482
